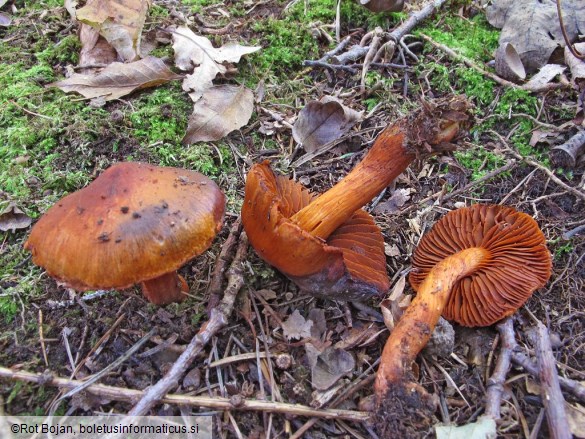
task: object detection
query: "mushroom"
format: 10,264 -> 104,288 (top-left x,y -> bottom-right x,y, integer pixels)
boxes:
374,204 -> 552,400
242,96 -> 472,300
25,162 -> 225,305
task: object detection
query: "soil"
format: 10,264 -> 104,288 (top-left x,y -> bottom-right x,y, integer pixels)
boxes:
1,1 -> 584,438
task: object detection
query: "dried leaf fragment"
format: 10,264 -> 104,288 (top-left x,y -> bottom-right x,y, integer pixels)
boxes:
76,0 -> 150,62
282,310 -> 313,341
171,26 -> 260,102
292,97 -> 363,153
183,85 -> 254,144
49,56 -> 182,101
310,347 -> 355,391
0,202 -> 32,232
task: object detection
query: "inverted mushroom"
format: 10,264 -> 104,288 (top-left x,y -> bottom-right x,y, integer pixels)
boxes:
242,96 -> 472,300
374,204 -> 552,400
25,162 -> 225,305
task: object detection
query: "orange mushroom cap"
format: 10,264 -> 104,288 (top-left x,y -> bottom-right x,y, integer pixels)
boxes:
242,161 -> 389,300
25,162 -> 225,294
409,204 -> 552,326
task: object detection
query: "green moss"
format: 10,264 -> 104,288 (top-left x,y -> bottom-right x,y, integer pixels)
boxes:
454,148 -> 506,181
418,14 -> 499,63
36,35 -> 81,65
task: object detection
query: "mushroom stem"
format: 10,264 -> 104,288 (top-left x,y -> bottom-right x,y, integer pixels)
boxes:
141,272 -> 188,305
291,100 -> 466,240
374,247 -> 489,398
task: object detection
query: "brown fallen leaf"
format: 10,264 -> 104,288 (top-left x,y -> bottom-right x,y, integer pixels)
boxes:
76,0 -> 150,62
486,0 -> 584,73
0,202 -> 32,232
566,42 -> 585,86
373,188 -> 411,214
49,56 -> 182,101
171,26 -> 260,102
360,0 -> 404,13
0,12 -> 10,27
309,346 -> 355,391
183,85 -> 254,144
78,23 -> 117,71
292,97 -> 363,153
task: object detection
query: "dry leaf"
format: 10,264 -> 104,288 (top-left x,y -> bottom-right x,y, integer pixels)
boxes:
76,0 -> 150,62
360,0 -> 404,13
171,26 -> 260,102
524,64 -> 566,90
79,23 -> 117,71
384,243 -> 400,257
435,415 -> 497,439
282,310 -> 313,340
307,308 -> 327,340
566,42 -> 585,86
0,202 -> 32,232
0,12 -> 10,27
373,188 -> 411,214
255,289 -> 277,301
335,324 -> 382,350
566,403 -> 585,438
310,347 -> 355,391
49,56 -> 182,101
64,0 -> 77,19
486,0 -> 584,73
292,97 -> 363,153
183,85 -> 254,144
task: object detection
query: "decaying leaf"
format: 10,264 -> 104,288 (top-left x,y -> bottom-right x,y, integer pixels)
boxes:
307,308 -> 327,340
292,97 -> 363,153
566,43 -> 585,86
486,0 -> 584,73
309,346 -> 355,391
0,13 -> 10,27
64,0 -> 78,19
435,415 -> 497,439
524,64 -> 566,91
335,324 -> 383,350
0,202 -> 32,232
171,26 -> 260,102
79,23 -> 117,70
183,85 -> 254,144
360,0 -> 404,13
49,56 -> 182,101
282,310 -> 313,340
566,403 -> 585,438
373,188 -> 411,214
76,0 -> 150,62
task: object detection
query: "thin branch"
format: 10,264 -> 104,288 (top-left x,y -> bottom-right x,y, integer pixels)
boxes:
484,318 -> 514,419
128,230 -> 249,415
0,367 -> 369,422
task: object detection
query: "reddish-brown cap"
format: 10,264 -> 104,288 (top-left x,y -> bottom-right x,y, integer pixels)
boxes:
409,204 -> 552,327
25,162 -> 225,291
242,161 -> 389,300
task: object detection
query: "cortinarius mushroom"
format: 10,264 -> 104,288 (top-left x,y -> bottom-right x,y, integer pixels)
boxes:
25,162 -> 225,305
242,96 -> 472,300
374,204 -> 552,399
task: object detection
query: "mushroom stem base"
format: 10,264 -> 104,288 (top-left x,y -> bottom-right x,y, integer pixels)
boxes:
141,272 -> 188,305
375,246 -> 489,398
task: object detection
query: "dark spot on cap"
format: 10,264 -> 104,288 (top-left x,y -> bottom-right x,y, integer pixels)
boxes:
98,232 -> 110,242
162,201 -> 169,209
132,212 -> 141,219
97,219 -> 104,225
115,237 -> 122,243
77,207 -> 85,215
120,206 -> 129,214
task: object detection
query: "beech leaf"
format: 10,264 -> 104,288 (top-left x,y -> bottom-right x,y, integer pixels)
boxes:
49,56 -> 182,101
360,0 -> 404,13
486,0 -> 585,73
78,23 -> 118,71
76,0 -> 150,62
310,347 -> 355,391
0,202 -> 32,232
183,85 -> 254,144
292,97 -> 363,153
172,26 -> 261,102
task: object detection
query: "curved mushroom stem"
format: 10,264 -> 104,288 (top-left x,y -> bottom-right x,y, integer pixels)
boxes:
141,272 -> 188,305
374,247 -> 489,399
291,98 -> 469,240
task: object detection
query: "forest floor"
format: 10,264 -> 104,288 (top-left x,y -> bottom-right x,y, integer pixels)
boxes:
0,0 -> 584,438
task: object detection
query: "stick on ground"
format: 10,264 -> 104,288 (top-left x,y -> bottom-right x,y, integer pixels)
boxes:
0,367 -> 368,422
128,229 -> 249,416
484,317 -> 514,419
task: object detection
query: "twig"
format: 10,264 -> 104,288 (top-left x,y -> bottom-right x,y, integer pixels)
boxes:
46,289 -> 111,310
38,309 -> 49,367
497,319 -> 585,403
0,367 -> 369,422
206,218 -> 242,313
128,230 -> 249,415
420,35 -> 570,93
49,328 -> 156,416
550,129 -> 585,169
484,318 -> 514,419
533,319 -> 571,439
489,131 -> 585,202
